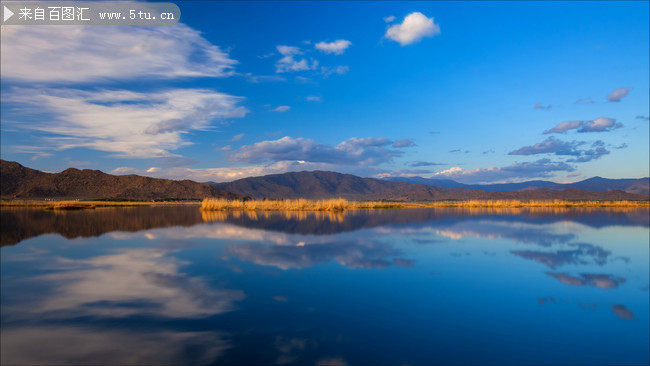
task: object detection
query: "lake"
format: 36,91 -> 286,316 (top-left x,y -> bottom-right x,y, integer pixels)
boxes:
1,206 -> 648,365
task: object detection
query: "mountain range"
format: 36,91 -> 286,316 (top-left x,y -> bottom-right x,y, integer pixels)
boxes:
383,176 -> 650,195
0,160 -> 237,200
211,170 -> 649,201
2,160 -> 648,201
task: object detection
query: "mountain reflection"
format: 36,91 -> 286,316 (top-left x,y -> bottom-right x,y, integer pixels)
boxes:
2,206 -> 648,246
1,206 -> 647,365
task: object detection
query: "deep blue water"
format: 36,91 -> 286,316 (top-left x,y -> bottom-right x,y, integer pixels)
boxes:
1,207 -> 648,365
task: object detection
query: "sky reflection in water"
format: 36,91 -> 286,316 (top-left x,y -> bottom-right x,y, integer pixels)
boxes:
1,207 -> 648,365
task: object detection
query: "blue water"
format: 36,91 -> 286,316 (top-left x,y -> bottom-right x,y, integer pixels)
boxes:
1,207 -> 648,365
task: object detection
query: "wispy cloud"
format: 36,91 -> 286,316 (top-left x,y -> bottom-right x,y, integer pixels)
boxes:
275,45 -> 318,73
410,161 -> 444,167
635,115 -> 649,121
272,106 -> 291,112
578,117 -> 623,132
543,120 -> 583,134
510,137 -> 610,163
384,15 -> 396,23
392,138 -> 416,148
574,97 -> 595,105
509,137 -> 584,156
231,133 -> 245,142
228,136 -> 403,166
433,159 -> 574,184
1,24 -> 236,83
607,87 -> 631,102
314,40 -> 352,55
306,96 -> 322,102
385,12 -> 440,46
544,117 -> 623,134
534,102 -> 551,110
321,65 -> 350,77
5,88 -> 248,158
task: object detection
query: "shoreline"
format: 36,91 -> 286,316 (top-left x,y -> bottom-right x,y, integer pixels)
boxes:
1,198 -> 648,211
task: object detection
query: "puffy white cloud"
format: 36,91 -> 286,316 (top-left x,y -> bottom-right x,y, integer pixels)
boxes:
578,117 -> 622,132
5,88 -> 248,158
509,137 -> 583,156
1,24 -> 236,83
228,136 -> 402,166
607,87 -> 631,102
275,45 -> 318,73
272,106 -> 291,112
433,159 -> 575,184
544,120 -> 583,134
509,137 -> 610,163
385,12 -> 440,46
314,39 -> 352,55
544,117 -> 623,134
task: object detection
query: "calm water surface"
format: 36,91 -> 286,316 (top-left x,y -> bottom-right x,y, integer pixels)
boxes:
1,206 -> 648,365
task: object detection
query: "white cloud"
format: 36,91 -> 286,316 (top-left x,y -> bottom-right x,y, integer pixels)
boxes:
231,133 -> 245,141
578,117 -> 622,132
321,65 -> 350,77
5,88 -> 248,158
385,12 -> 440,46
607,87 -> 631,102
111,161 -> 337,183
433,159 -> 575,184
306,96 -> 322,102
314,39 -> 352,55
275,45 -> 318,73
1,24 -> 236,83
543,117 -> 623,134
146,167 -> 161,173
272,106 -> 291,112
544,120 -> 582,134
228,136 -> 401,166
384,15 -> 396,23
392,139 -> 416,148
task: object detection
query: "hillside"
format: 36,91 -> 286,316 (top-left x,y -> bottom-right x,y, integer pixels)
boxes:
0,160 -> 239,200
385,176 -> 650,195
212,171 -> 649,201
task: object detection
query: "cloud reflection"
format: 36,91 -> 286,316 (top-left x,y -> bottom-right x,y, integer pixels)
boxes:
0,326 -> 230,365
19,248 -> 244,319
611,305 -> 637,320
511,243 -> 611,269
226,240 -> 410,270
546,272 -> 626,289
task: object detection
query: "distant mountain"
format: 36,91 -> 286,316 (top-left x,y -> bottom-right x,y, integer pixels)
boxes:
0,160 -> 239,200
212,170 -> 648,201
384,176 -> 650,195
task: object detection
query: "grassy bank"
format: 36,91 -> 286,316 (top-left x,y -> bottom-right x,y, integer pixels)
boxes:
201,198 -> 649,211
1,200 -> 202,210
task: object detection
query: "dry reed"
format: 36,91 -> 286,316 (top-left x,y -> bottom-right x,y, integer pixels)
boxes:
201,198 -> 648,211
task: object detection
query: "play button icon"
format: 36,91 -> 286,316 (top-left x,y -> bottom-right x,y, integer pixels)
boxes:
3,6 -> 14,22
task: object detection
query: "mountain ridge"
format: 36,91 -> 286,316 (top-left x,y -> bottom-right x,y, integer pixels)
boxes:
211,170 -> 649,201
0,160 -> 239,200
383,175 -> 650,195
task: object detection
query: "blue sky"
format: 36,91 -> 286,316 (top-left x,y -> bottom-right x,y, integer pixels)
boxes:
1,1 -> 648,183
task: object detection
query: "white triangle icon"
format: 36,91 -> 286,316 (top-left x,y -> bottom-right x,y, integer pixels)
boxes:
4,6 -> 14,22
